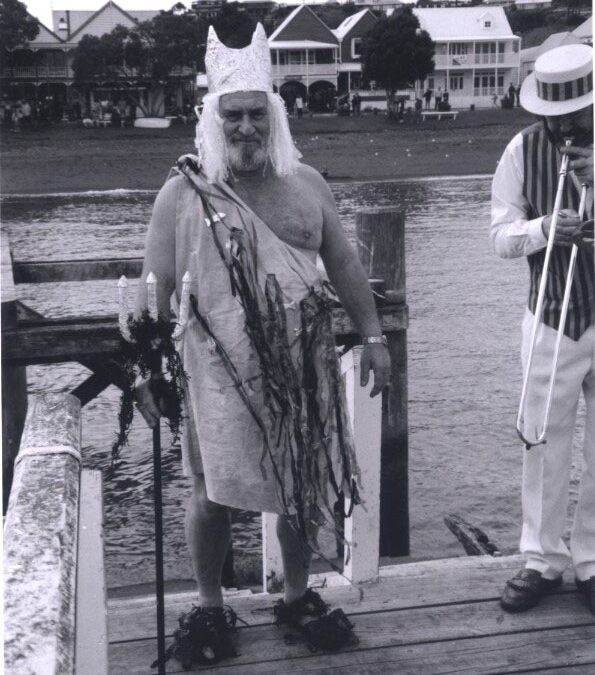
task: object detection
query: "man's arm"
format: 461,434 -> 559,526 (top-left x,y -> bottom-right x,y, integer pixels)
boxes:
134,175 -> 179,317
310,169 -> 391,397
491,134 -> 549,258
491,134 -> 584,256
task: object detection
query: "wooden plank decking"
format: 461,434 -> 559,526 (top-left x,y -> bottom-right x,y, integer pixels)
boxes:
108,555 -> 595,674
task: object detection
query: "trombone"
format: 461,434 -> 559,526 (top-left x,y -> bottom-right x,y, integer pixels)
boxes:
516,138 -> 589,449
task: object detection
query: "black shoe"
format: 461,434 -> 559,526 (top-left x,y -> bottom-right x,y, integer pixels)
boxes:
500,569 -> 562,613
575,576 -> 595,616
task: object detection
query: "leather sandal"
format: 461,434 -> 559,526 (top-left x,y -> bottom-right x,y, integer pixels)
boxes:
575,576 -> 595,616
500,569 -> 562,613
274,588 -> 358,652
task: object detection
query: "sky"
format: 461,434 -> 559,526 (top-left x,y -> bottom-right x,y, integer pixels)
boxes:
23,0 -> 331,31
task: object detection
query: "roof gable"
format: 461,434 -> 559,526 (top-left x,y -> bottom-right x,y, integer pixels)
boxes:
269,5 -> 337,45
67,1 -> 144,42
333,10 -> 370,40
413,7 -> 514,40
30,21 -> 63,45
572,16 -> 591,40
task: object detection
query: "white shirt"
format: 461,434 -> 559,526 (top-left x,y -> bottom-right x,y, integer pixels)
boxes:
490,132 -> 548,259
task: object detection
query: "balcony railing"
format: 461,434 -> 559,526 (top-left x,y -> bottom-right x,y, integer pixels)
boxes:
433,54 -> 517,69
3,66 -> 72,78
272,63 -> 337,78
473,86 -> 505,96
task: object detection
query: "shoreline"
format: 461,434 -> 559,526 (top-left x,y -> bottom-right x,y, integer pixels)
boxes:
0,108 -> 533,195
1,172 -> 494,198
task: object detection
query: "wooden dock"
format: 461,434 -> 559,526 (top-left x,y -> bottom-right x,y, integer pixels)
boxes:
108,554 -> 595,674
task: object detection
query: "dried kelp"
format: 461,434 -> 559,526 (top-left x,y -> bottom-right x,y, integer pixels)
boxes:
189,195 -> 362,566
112,311 -> 188,466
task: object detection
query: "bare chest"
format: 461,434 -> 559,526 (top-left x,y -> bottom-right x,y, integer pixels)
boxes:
234,183 -> 323,255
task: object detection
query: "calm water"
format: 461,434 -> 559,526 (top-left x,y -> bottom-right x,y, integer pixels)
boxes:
2,177 -> 586,590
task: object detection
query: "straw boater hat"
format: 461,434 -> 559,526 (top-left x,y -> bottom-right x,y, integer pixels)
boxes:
520,43 -> 593,117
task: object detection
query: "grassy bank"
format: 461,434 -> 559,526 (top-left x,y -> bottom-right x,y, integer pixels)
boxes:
0,107 -> 534,194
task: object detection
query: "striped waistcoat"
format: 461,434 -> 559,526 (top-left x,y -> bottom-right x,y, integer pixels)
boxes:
522,123 -> 594,341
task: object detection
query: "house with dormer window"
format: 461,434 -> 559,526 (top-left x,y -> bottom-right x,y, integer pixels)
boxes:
413,7 -> 521,108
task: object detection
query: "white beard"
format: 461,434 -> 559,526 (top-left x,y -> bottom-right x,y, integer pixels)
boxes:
227,141 -> 268,173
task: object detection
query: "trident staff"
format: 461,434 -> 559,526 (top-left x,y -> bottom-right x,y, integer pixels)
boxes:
118,272 -> 191,675
490,44 -> 595,616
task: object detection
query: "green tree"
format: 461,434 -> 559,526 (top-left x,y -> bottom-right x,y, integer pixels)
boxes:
72,9 -> 206,116
0,0 -> 39,70
361,7 -> 434,116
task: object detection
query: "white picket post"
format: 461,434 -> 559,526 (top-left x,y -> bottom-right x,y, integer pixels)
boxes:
261,345 -> 382,591
341,346 -> 382,584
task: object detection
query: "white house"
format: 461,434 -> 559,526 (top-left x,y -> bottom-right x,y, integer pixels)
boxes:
413,7 -> 521,108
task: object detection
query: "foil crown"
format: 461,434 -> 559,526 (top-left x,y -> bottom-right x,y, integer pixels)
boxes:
206,23 -> 273,95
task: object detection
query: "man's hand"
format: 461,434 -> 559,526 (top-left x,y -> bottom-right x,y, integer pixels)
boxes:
360,343 -> 391,398
565,145 -> 593,187
542,209 -> 582,247
134,375 -> 167,428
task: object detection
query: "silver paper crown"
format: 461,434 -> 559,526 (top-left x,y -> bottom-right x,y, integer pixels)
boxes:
205,23 -> 273,96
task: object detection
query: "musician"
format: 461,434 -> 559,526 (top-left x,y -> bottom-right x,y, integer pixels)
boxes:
491,44 -> 594,615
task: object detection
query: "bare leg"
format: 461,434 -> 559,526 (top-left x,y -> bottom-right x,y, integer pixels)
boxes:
185,475 -> 231,608
277,514 -> 316,604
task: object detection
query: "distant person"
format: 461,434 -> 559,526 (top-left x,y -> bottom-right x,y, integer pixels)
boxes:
508,82 -> 516,102
515,85 -> 521,107
20,100 -> 32,128
111,106 -> 121,128
414,97 -> 422,123
442,91 -> 450,110
351,92 -> 361,116
434,87 -> 442,110
295,96 -> 304,118
491,45 -> 594,616
11,102 -> 23,132
423,88 -> 432,110
492,93 -> 499,107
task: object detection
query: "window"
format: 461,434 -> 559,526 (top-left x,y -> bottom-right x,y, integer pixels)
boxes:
427,76 -> 435,90
484,21 -> 491,28
450,75 -> 464,91
288,51 -> 302,65
449,43 -> 469,55
351,38 -> 362,59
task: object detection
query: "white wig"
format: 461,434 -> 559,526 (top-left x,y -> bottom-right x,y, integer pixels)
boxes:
195,92 -> 302,183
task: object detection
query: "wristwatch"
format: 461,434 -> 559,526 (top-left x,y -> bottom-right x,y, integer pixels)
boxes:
362,336 -> 388,346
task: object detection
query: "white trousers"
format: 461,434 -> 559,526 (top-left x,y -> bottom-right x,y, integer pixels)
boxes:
520,309 -> 595,581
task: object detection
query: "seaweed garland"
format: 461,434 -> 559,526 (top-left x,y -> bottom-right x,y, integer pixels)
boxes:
112,310 -> 188,466
189,198 -> 362,564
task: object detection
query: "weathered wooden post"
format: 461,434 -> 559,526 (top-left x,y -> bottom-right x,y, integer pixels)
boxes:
356,207 -> 409,557
1,234 -> 28,514
4,393 -> 81,674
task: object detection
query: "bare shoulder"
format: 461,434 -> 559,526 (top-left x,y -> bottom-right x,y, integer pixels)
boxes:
295,163 -> 335,206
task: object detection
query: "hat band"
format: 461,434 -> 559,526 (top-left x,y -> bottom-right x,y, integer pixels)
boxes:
536,72 -> 593,103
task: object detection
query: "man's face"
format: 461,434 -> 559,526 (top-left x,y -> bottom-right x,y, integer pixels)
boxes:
219,91 -> 270,173
545,105 -> 593,147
